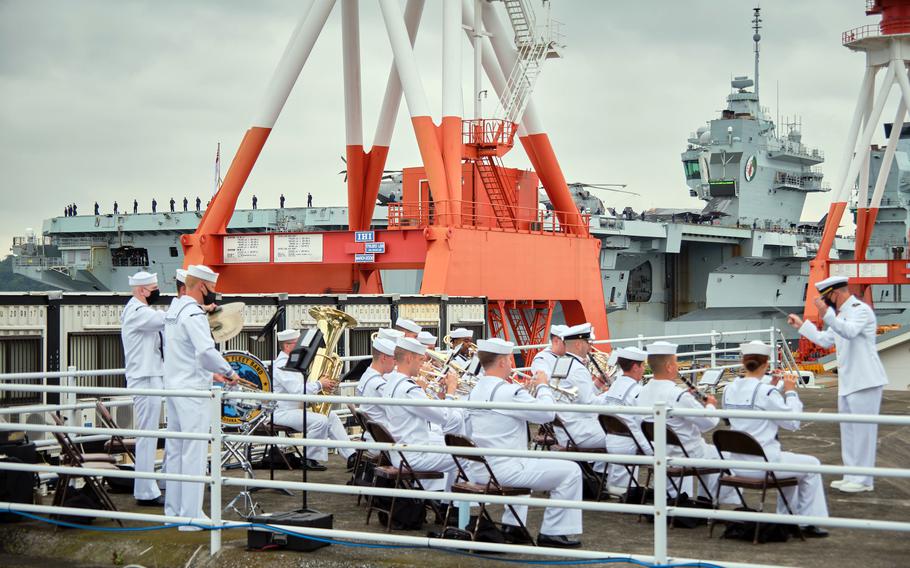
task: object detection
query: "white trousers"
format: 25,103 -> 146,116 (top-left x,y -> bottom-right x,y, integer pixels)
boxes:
128,376 -> 163,501
670,444 -> 727,502
272,410 -> 354,461
396,451 -> 460,492
838,386 -> 883,487
477,458 -> 583,536
164,395 -> 210,519
732,452 -> 829,518
605,436 -> 649,489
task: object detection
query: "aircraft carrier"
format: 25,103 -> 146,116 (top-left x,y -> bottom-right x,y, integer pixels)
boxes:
9,12 -> 910,340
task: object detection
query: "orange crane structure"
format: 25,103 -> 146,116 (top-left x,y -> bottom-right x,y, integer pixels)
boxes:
800,0 -> 910,358
180,0 -> 608,349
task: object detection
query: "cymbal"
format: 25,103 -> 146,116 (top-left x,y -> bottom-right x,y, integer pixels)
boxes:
208,302 -> 245,343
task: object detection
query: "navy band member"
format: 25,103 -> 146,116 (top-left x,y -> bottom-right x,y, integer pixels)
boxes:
467,338 -> 583,548
530,325 -> 568,379
597,346 -> 651,496
416,330 -> 437,349
722,341 -> 829,537
789,276 -> 889,493
394,317 -> 421,339
120,271 -> 166,507
272,328 -> 356,470
163,265 -> 238,528
554,323 -> 607,450
635,341 -> 724,500
447,327 -> 474,358
383,337 -> 464,491
354,333 -> 400,437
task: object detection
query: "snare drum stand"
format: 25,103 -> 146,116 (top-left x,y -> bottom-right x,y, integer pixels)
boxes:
221,408 -> 271,518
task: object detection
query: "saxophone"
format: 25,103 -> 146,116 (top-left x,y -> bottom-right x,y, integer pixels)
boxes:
306,306 -> 358,415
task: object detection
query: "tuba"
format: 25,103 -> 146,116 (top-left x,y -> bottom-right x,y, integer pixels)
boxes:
306,306 -> 358,415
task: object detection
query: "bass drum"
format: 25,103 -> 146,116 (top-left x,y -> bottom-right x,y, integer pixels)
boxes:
221,351 -> 272,428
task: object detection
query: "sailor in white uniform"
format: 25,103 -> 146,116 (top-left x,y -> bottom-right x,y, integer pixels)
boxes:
120,271 -> 166,506
554,323 -> 607,451
271,328 -> 356,470
394,317 -> 421,339
416,330 -> 437,349
789,275 -> 889,493
446,327 -> 475,360
382,337 -> 464,491
466,338 -> 583,548
354,332 -> 400,433
163,265 -> 239,527
635,341 -> 723,500
530,325 -> 568,379
722,341 -> 829,538
597,346 -> 651,496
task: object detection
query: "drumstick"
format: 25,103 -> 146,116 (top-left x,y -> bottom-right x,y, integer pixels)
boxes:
235,377 -> 259,389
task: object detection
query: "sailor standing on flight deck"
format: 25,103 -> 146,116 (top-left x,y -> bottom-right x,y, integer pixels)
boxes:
789,275 -> 889,493
120,271 -> 166,507
163,264 -> 238,528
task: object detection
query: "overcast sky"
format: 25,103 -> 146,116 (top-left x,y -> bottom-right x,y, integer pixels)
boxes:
0,0 -> 880,253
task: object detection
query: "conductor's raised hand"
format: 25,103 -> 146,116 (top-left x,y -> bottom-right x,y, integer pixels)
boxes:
787,313 -> 803,329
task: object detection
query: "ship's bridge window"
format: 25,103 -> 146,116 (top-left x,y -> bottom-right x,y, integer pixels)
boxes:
682,159 -> 701,180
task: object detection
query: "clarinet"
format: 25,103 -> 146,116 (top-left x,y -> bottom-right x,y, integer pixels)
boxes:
677,373 -> 709,404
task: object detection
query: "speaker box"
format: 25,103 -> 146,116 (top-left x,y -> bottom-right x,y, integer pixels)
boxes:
247,509 -> 333,552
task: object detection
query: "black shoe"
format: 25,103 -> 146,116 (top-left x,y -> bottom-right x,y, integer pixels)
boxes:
800,525 -> 830,538
500,524 -> 534,545
303,459 -> 327,471
135,495 -> 165,507
346,453 -> 358,472
537,534 -> 581,548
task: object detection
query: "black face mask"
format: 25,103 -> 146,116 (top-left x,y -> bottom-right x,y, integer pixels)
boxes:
202,288 -> 217,306
146,289 -> 161,305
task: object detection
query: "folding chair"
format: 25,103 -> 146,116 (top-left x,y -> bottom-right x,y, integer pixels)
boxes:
349,408 -> 382,505
442,433 -> 536,545
531,422 -> 557,451
550,416 -> 610,500
364,422 -> 444,532
49,414 -> 121,525
94,401 -> 136,461
640,421 -> 722,527
598,414 -> 646,500
711,430 -> 805,544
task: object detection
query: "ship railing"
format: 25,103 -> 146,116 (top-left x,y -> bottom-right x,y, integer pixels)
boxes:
55,237 -> 109,248
11,256 -> 65,269
842,23 -> 880,45
2,361 -> 910,567
387,199 -> 591,235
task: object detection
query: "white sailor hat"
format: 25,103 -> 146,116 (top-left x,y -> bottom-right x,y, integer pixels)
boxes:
449,328 -> 473,339
395,337 -> 426,356
550,324 -> 569,338
394,317 -> 421,334
417,331 -> 437,346
377,328 -> 405,341
373,337 -> 396,356
476,338 -> 514,355
175,268 -> 188,283
128,271 -> 157,286
277,329 -> 300,343
187,264 -> 219,284
646,341 -> 678,355
562,323 -> 593,341
815,276 -> 849,295
740,340 -> 772,357
615,346 -> 647,362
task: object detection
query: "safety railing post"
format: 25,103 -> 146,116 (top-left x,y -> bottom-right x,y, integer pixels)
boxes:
653,402 -> 668,565
769,326 -> 778,371
637,334 -> 644,350
709,330 -> 717,369
209,386 -> 223,555
63,366 -> 77,428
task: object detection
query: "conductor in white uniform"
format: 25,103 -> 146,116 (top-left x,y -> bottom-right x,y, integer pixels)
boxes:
721,341 -> 829,538
530,325 -> 568,379
466,338 -> 583,548
382,337 -> 464,491
598,346 -> 651,496
120,271 -> 166,506
789,275 -> 889,493
271,328 -> 356,470
163,265 -> 239,528
554,323 -> 607,451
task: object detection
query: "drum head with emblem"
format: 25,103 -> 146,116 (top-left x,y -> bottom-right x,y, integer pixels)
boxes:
221,351 -> 272,426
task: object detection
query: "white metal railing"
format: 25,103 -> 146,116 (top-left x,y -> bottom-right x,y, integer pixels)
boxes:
1,365 -> 909,567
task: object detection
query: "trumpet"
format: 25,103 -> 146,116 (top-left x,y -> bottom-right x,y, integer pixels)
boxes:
443,334 -> 477,359
509,369 -> 579,402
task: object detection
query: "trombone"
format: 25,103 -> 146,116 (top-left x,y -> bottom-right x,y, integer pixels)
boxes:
510,368 -> 579,403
